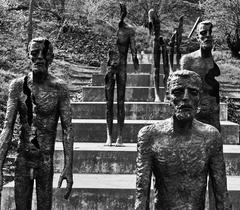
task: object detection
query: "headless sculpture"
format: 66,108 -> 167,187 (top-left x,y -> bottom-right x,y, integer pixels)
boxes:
105,3 -> 139,146
135,70 -> 231,209
148,8 -> 169,102
0,37 -> 73,210
169,16 -> 184,72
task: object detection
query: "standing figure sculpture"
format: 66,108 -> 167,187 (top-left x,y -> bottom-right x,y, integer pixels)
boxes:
169,16 -> 184,72
105,3 -> 139,146
0,37 -> 73,210
180,20 -> 221,210
180,20 -> 220,131
148,8 -> 169,102
135,70 -> 231,209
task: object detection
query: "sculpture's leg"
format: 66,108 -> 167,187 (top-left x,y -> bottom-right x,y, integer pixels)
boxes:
36,156 -> 54,210
115,65 -> 126,147
153,40 -> 161,102
208,177 -> 216,210
14,156 -> 34,210
104,68 -> 115,146
162,43 -> 169,101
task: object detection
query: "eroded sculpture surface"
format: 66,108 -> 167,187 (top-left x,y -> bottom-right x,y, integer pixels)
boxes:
180,20 -> 220,131
0,37 -> 73,210
105,3 -> 139,146
148,8 -> 169,102
135,70 -> 231,210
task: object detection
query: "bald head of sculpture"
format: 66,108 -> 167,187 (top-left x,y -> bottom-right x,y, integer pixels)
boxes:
197,20 -> 213,50
28,37 -> 54,75
167,70 -> 202,121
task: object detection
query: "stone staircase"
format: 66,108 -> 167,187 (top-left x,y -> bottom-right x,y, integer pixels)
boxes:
2,63 -> 240,210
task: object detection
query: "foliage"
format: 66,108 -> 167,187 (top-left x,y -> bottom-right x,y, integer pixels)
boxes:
202,0 -> 240,57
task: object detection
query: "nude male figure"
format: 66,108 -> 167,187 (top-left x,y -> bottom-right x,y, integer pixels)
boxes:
180,20 -> 220,131
135,70 -> 231,209
0,37 -> 73,210
105,3 -> 139,146
148,8 -> 169,102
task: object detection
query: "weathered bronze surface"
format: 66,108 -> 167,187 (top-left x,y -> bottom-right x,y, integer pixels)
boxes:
0,37 -> 73,210
148,8 -> 169,102
105,3 -> 139,146
135,70 -> 231,209
180,20 -> 220,131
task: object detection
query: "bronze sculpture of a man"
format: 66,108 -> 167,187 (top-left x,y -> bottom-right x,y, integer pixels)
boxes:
135,70 -> 231,209
105,3 -> 139,146
148,8 -> 169,102
180,20 -> 220,131
0,37 -> 73,210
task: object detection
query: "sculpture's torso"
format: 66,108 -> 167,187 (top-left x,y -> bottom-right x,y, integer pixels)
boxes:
136,119 -> 221,209
9,74 -> 66,154
180,50 -> 220,129
116,25 -> 135,65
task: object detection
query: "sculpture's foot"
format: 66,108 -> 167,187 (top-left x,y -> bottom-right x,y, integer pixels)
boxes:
104,137 -> 113,146
115,137 -> 125,147
154,95 -> 161,102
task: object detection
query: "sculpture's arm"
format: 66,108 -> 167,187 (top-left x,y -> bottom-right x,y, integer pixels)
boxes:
209,131 -> 232,209
129,29 -> 139,71
135,126 -> 153,210
57,83 -> 74,199
0,80 -> 19,190
180,54 -> 192,70
213,62 -> 220,76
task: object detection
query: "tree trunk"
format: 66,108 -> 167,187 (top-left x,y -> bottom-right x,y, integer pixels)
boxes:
226,30 -> 240,59
27,0 -> 34,51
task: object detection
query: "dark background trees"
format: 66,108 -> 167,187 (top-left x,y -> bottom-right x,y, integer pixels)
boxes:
202,0 -> 240,58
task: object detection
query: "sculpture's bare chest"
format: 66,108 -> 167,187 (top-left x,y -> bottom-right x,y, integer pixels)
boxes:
152,135 -> 209,176
19,86 -> 59,116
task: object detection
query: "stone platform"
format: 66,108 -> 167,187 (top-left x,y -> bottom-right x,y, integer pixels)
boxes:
2,62 -> 240,210
3,174 -> 240,210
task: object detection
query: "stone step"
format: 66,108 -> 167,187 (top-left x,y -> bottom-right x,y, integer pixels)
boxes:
126,63 -> 178,74
2,174 -> 240,210
92,73 -> 164,87
127,63 -> 152,73
54,143 -> 240,176
82,86 -> 165,102
71,102 -> 171,120
70,102 -> 228,121
56,120 -> 239,144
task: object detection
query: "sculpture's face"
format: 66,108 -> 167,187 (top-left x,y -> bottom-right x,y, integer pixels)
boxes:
197,23 -> 213,50
169,76 -> 200,121
29,40 -> 53,75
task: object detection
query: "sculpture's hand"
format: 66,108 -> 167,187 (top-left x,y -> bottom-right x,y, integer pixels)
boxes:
57,167 -> 73,199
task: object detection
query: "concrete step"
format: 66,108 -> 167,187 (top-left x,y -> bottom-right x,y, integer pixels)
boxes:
82,86 -> 165,102
2,174 -> 240,210
54,143 -> 240,176
127,63 -> 152,73
92,73 -> 164,87
57,120 -> 239,144
126,63 -> 178,74
71,102 -> 172,120
54,143 -> 136,174
70,102 -> 228,121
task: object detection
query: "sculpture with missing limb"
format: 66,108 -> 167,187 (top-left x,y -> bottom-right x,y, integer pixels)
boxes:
105,3 -> 139,146
180,20 -> 221,210
148,8 -> 169,102
0,37 -> 73,210
180,20 -> 221,131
